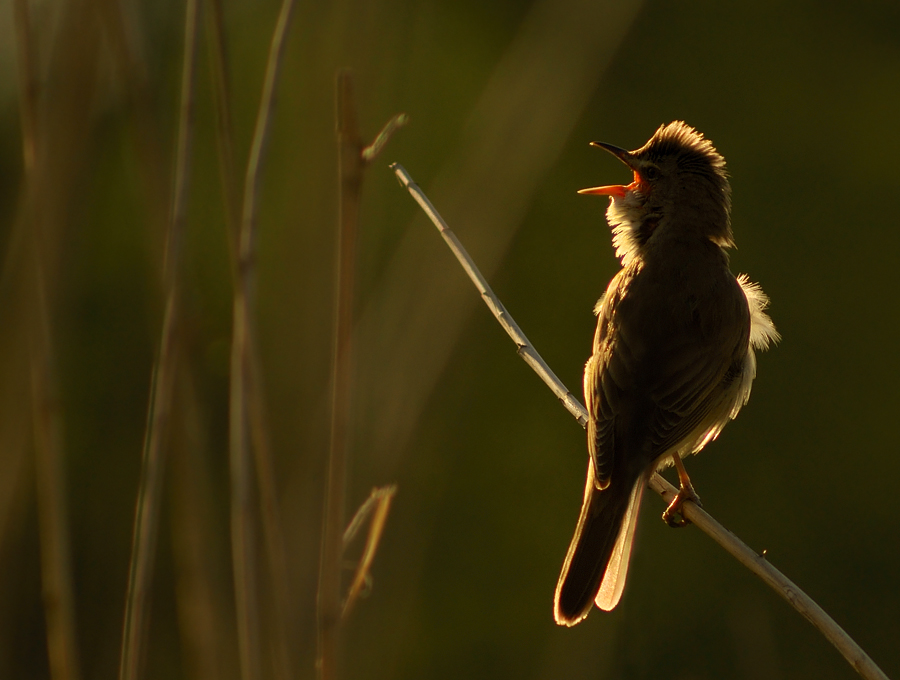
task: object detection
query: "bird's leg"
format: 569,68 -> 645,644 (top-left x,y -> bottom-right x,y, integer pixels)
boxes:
662,452 -> 702,528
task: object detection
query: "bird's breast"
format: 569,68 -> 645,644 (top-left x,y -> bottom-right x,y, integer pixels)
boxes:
610,243 -> 749,358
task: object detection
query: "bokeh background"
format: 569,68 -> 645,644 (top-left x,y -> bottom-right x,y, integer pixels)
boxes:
0,0 -> 898,678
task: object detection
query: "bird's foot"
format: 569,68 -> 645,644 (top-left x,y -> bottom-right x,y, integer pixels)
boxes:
662,483 -> 702,528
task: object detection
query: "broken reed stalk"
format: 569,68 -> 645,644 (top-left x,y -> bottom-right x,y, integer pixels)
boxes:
119,2 -> 200,680
340,485 -> 397,620
390,162 -> 890,680
317,71 -> 407,680
229,1 -> 298,679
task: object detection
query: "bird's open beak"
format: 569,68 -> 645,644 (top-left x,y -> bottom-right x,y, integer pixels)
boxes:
578,141 -> 640,198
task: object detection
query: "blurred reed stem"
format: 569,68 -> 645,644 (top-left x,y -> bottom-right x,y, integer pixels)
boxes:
205,0 -> 240,242
96,0 -> 169,232
30,260 -> 81,680
316,69 -> 361,680
119,1 -> 200,678
98,0 -> 229,676
169,374 -> 230,680
15,1 -> 82,678
13,0 -> 37,175
229,1 -> 298,679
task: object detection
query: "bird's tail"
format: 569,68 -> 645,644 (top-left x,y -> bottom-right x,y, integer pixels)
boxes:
554,460 -> 646,625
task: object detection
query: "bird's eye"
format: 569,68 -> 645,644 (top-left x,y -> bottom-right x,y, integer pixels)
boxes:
641,166 -> 660,181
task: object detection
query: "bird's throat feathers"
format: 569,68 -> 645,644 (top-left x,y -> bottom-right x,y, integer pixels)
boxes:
607,195 -> 650,268
605,192 -> 733,268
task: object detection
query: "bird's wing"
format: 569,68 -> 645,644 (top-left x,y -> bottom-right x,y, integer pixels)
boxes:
587,271 -> 751,481
642,335 -> 745,457
585,271 -> 630,489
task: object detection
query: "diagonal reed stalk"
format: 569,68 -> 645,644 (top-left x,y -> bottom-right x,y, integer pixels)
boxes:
228,1 -> 297,679
391,162 -> 891,680
118,2 -> 200,679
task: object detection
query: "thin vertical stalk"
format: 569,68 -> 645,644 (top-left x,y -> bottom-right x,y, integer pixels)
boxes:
169,375 -> 228,680
205,0 -> 240,243
206,8 -> 295,676
14,0 -> 37,175
119,2 -> 200,679
30,263 -> 82,680
15,1 -> 82,679
239,0 -> 297,264
94,0 -> 169,235
245,342 -> 295,680
229,310 -> 260,680
229,1 -> 297,679
317,71 -> 406,680
316,71 -> 363,680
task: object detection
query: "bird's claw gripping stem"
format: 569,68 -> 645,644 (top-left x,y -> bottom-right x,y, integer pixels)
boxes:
662,452 -> 702,528
662,484 -> 701,527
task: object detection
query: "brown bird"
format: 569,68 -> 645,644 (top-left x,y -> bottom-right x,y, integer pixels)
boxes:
553,121 -> 779,626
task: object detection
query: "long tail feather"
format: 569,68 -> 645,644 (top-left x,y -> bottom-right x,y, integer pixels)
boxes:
554,461 -> 645,625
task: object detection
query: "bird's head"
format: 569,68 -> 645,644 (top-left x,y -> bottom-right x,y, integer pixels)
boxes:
580,121 -> 733,265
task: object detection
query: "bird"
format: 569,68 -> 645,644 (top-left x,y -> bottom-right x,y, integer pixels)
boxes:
553,121 -> 779,626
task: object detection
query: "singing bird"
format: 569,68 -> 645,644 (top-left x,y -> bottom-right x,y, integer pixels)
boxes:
553,122 -> 779,626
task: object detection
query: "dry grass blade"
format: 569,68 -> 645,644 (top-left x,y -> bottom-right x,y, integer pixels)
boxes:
228,316 -> 260,680
239,0 -> 297,258
207,0 -> 293,679
15,2 -> 82,679
341,485 -> 397,619
169,375 -> 230,680
317,69 -> 362,680
391,163 -> 891,680
13,0 -> 37,174
119,1 -> 200,679
30,269 -> 82,680
205,0 -> 240,243
229,1 -> 298,679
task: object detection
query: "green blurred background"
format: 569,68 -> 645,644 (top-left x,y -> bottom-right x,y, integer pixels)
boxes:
1,0 -> 898,678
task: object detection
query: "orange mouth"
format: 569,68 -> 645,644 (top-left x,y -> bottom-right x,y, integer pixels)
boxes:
578,171 -> 642,198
